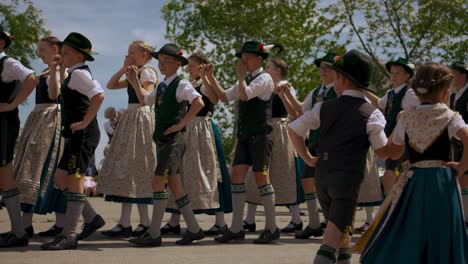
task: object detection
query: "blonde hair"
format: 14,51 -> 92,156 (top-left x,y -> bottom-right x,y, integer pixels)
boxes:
131,40 -> 155,62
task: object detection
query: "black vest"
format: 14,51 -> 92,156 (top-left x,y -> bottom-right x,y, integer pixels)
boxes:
60,65 -> 95,138
271,94 -> 287,118
384,86 -> 408,136
405,129 -> 451,163
0,56 -> 18,105
127,68 -> 145,104
36,69 -> 58,104
237,72 -> 273,140
188,85 -> 214,117
315,96 -> 375,184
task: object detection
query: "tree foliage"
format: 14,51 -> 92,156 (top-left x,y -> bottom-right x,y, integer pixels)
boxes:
0,0 -> 49,68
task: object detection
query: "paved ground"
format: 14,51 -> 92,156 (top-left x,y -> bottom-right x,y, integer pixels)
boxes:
0,197 -> 365,264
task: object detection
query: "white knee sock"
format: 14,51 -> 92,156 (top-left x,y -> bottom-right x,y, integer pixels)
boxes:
244,203 -> 257,224
137,204 -> 150,226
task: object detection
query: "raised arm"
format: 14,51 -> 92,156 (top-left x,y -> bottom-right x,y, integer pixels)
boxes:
277,83 -> 300,119
200,64 -> 219,104
205,63 -> 229,103
48,55 -> 62,100
107,57 -> 134,90
283,84 -> 305,117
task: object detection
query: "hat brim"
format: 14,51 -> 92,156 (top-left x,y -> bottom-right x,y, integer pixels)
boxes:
329,64 -> 375,93
449,65 -> 468,76
385,62 -> 414,77
0,32 -> 12,49
314,58 -> 334,68
57,40 -> 95,61
151,51 -> 188,66
235,51 -> 269,59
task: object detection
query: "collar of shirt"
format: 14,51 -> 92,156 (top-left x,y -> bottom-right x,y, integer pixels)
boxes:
0,52 -> 6,59
67,62 -> 86,73
163,72 -> 178,86
455,84 -> 468,101
391,83 -> 407,93
342,89 -> 366,99
248,67 -> 263,77
324,82 -> 334,91
415,103 -> 448,110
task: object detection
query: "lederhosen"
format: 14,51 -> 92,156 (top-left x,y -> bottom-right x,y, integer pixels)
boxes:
0,56 -> 19,167
57,65 -> 100,175
232,71 -> 273,172
315,96 -> 375,234
302,85 -> 337,179
384,86 -> 409,171
153,76 -> 188,177
450,88 -> 468,173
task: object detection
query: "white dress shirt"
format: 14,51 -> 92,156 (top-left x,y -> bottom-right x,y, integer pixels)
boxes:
67,62 -> 104,99
0,52 -> 34,83
225,67 -> 274,101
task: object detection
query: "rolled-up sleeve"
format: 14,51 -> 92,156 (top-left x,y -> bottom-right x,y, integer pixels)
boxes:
377,93 -> 388,110
245,75 -> 274,101
68,70 -> 104,99
225,83 -> 239,102
367,109 -> 388,149
176,79 -> 201,104
290,102 -> 322,137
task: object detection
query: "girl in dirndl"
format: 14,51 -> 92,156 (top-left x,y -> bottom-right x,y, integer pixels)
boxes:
355,62 -> 468,263
98,41 -> 157,238
161,52 -> 232,236
13,37 -> 67,238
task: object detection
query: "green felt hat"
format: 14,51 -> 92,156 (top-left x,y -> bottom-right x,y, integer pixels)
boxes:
314,52 -> 341,67
330,49 -> 375,92
385,57 -> 415,77
58,32 -> 96,61
151,43 -> 188,66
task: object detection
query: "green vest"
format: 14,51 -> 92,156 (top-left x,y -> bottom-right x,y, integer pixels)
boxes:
308,85 -> 337,148
384,86 -> 408,136
153,76 -> 187,141
237,72 -> 272,141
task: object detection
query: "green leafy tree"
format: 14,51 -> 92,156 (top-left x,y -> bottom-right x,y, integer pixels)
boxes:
333,0 -> 467,93
0,0 -> 49,68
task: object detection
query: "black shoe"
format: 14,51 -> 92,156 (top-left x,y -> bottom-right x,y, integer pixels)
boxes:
243,221 -> 256,232
280,222 -> 303,233
214,229 -> 245,243
41,235 -> 77,250
0,226 -> 34,239
253,228 -> 280,244
131,224 -> 149,237
129,232 -> 161,247
25,226 -> 34,238
294,225 -> 324,239
76,214 -> 106,241
101,224 -> 132,238
38,225 -> 64,237
176,228 -> 205,245
354,222 -> 370,234
160,223 -> 181,235
0,233 -> 28,248
204,225 -> 227,236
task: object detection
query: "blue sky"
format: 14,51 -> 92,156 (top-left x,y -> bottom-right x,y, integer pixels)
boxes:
20,0 -> 170,164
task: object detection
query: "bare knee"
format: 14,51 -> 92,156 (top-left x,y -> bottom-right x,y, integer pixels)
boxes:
152,176 -> 165,192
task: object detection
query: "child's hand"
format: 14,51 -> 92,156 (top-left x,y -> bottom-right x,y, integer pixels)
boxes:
0,103 -> 14,112
70,121 -> 87,134
125,65 -> 138,87
204,63 -> 214,76
163,123 -> 183,135
445,161 -> 467,178
124,56 -> 135,68
235,60 -> 247,80
51,54 -> 62,69
304,156 -> 318,167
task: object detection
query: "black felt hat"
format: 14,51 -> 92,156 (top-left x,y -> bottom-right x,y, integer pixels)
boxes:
0,26 -> 13,49
329,49 -> 375,92
235,40 -> 272,59
58,32 -> 96,61
151,43 -> 188,66
449,61 -> 468,75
